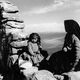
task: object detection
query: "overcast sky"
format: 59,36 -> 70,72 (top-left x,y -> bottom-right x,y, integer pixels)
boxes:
8,0 -> 80,34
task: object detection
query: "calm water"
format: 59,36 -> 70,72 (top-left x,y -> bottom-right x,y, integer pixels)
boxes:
39,32 -> 66,55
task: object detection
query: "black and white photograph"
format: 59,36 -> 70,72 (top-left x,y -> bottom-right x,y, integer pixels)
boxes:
0,0 -> 80,80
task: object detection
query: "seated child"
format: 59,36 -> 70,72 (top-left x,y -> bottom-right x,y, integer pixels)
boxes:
27,33 -> 45,66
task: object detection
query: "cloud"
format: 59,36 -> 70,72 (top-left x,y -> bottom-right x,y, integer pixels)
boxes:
43,37 -> 63,44
72,0 -> 80,6
24,22 -> 65,34
27,0 -> 64,14
75,9 -> 80,13
72,9 -> 80,24
23,0 -> 80,15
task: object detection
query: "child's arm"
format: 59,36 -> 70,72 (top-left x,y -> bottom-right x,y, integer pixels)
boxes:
38,43 -> 42,51
28,42 -> 35,56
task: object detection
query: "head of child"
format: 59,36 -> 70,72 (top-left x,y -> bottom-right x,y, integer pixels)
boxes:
29,33 -> 41,44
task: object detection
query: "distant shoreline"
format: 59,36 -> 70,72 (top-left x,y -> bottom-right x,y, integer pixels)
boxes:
38,32 -> 66,55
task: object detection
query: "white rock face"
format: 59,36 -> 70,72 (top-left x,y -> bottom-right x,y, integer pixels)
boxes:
0,0 -> 28,52
0,1 -> 19,13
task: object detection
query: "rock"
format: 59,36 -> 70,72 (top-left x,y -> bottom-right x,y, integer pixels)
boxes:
12,48 -> 19,54
10,40 -> 28,48
11,32 -> 27,41
63,71 -> 80,80
6,28 -> 23,35
0,0 -> 29,56
2,12 -> 19,19
2,24 -> 12,29
0,1 -> 19,13
33,70 -> 57,80
0,0 -> 30,75
6,21 -> 25,29
19,60 -> 33,69
8,54 -> 18,65
7,54 -> 19,68
2,17 -> 24,23
21,67 -> 38,77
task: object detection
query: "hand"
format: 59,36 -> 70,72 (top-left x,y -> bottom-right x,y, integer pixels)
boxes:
63,47 -> 67,52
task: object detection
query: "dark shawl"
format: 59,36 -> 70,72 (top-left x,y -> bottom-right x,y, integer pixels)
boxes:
64,19 -> 80,40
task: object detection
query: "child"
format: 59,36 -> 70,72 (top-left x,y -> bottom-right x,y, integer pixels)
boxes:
27,33 -> 44,66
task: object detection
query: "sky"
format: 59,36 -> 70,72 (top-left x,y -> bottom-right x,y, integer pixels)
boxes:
7,0 -> 80,34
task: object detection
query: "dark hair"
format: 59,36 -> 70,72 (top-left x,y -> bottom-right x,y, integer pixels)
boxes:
28,33 -> 41,45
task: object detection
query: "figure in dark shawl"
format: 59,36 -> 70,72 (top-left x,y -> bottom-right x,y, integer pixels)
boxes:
63,19 -> 80,71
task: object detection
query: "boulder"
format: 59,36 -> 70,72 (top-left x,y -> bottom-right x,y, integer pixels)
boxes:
12,48 -> 19,54
8,54 -> 18,65
63,71 -> 80,80
2,24 -> 12,29
6,21 -> 25,29
21,66 -> 38,77
0,0 -> 29,55
0,1 -> 19,13
2,12 -> 19,19
11,32 -> 27,41
6,28 -> 23,35
2,17 -> 24,23
10,40 -> 28,48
